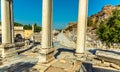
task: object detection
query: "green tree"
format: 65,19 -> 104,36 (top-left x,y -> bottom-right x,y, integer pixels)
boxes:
0,22 -> 42,32
14,22 -> 23,26
0,22 -> 23,26
34,23 -> 42,32
23,24 -> 32,30
96,9 -> 120,47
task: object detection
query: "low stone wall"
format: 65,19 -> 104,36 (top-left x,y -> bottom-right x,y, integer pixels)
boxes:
86,38 -> 120,50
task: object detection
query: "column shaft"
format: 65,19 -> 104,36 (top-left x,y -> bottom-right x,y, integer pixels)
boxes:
31,24 -> 34,41
39,0 -> 54,63
76,0 -> 88,53
41,0 -> 52,48
10,0 -> 14,43
32,24 -> 34,33
1,0 -> 17,58
1,0 -> 12,44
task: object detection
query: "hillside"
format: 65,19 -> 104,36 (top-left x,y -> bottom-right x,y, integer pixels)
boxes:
63,4 -> 120,35
88,5 -> 120,28
63,5 -> 120,31
60,5 -> 120,49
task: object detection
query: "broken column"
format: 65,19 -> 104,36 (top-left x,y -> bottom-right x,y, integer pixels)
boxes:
0,0 -> 17,58
76,0 -> 88,54
39,0 -> 54,63
31,24 -> 35,42
32,24 -> 34,33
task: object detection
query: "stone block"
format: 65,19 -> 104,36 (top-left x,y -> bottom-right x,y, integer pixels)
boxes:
110,63 -> 120,70
39,48 -> 55,63
0,44 -> 18,58
92,59 -> 101,65
59,59 -> 66,64
95,50 -> 120,66
103,62 -> 110,67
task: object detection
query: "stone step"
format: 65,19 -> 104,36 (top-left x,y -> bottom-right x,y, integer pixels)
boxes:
95,50 -> 120,66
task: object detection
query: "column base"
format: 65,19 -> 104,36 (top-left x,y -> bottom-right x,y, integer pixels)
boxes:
0,43 -> 18,58
75,53 -> 86,61
38,48 -> 55,63
75,53 -> 84,58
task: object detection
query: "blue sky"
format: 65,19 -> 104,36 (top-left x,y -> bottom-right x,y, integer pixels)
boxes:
1,0 -> 120,29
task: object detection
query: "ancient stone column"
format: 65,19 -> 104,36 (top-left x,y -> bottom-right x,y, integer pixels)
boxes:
32,24 -> 34,33
10,0 -> 14,43
31,24 -> 35,42
76,0 -> 88,54
1,0 -> 12,44
39,0 -> 54,63
41,0 -> 52,48
1,0 -> 17,58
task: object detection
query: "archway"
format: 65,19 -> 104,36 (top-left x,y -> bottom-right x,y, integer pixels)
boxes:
15,34 -> 23,42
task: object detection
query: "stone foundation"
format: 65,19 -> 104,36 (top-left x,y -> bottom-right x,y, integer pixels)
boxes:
39,48 -> 55,63
0,44 -> 18,58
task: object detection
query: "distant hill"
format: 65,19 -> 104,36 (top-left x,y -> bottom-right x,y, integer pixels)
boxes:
88,5 -> 120,28
61,4 -> 120,48
62,5 -> 120,31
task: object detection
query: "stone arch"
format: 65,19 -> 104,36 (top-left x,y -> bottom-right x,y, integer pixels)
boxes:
14,28 -> 24,38
15,33 -> 23,42
16,34 -> 22,38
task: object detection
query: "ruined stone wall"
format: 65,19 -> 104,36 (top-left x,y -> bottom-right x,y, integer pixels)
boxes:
62,26 -> 120,49
0,26 -> 24,38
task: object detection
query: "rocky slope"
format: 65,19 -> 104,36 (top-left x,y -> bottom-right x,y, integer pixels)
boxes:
58,5 -> 120,49
88,5 -> 120,28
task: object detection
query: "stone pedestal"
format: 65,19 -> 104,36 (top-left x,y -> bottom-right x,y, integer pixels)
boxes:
0,44 -> 17,58
75,53 -> 86,61
39,48 -> 54,63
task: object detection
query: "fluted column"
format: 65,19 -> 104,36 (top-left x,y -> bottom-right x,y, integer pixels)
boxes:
39,0 -> 54,63
41,0 -> 52,49
76,0 -> 88,54
1,0 -> 12,44
1,0 -> 17,58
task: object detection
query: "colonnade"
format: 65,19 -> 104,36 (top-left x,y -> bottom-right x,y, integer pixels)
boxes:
1,0 -> 88,62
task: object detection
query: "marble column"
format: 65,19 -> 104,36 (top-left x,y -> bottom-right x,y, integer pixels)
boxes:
31,24 -> 34,42
1,0 -> 12,44
76,0 -> 88,54
41,0 -> 52,48
1,0 -> 16,58
10,0 -> 14,43
32,24 -> 34,33
39,0 -> 54,63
